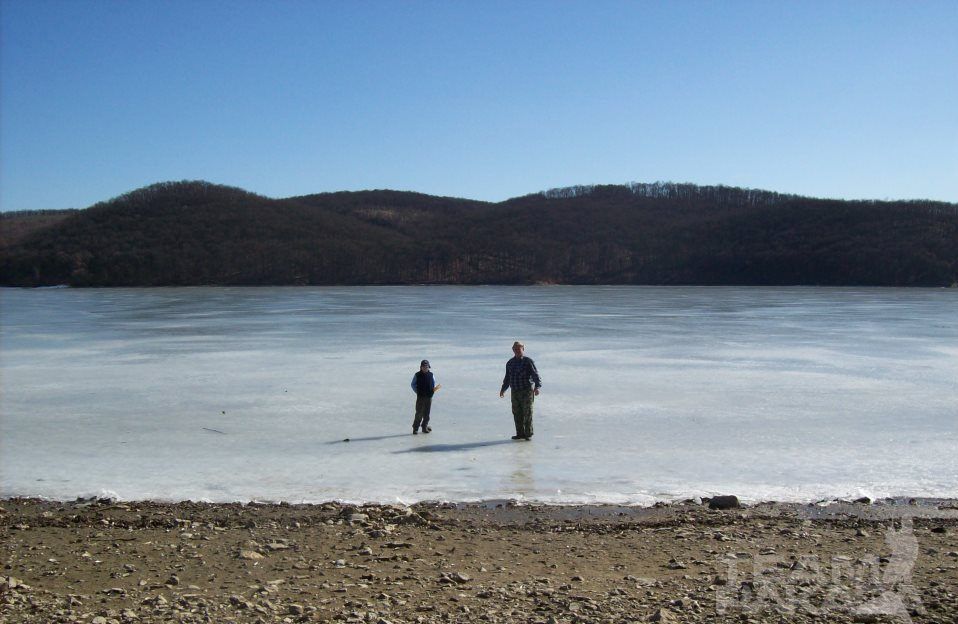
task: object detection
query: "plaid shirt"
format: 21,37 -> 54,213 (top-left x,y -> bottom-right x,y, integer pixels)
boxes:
501,356 -> 542,393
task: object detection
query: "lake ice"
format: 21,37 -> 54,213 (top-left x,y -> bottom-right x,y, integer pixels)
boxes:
1,286 -> 956,505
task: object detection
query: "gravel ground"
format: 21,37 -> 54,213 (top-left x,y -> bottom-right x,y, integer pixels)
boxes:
2,497 -> 956,623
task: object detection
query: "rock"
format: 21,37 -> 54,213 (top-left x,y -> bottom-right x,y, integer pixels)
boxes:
931,526 -> 947,534
854,497 -> 872,504
666,559 -> 687,570
708,495 -> 740,510
265,542 -> 290,551
649,608 -> 678,622
855,528 -> 869,538
288,604 -> 304,615
239,550 -> 264,560
437,572 -> 471,585
348,513 -> 369,524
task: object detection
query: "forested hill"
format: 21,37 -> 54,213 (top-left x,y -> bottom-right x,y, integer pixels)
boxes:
1,180 -> 956,287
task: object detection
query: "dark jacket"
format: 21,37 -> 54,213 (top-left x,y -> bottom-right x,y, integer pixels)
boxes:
413,371 -> 436,398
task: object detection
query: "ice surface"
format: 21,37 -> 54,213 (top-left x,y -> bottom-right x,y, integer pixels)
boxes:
1,285 -> 956,504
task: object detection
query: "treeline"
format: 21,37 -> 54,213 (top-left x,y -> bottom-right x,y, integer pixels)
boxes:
0,180 -> 956,287
0,209 -> 79,249
541,182 -> 804,208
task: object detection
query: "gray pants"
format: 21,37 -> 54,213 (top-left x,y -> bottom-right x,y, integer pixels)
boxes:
511,389 -> 534,438
413,395 -> 432,431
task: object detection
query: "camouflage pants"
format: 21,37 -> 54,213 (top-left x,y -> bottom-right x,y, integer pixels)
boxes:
511,389 -> 534,438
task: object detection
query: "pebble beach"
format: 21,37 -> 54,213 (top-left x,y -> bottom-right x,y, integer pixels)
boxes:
2,497 -> 957,623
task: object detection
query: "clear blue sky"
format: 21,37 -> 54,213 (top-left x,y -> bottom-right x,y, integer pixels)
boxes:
2,0 -> 956,210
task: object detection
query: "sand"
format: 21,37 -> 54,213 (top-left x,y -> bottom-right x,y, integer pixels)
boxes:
2,497 -> 957,623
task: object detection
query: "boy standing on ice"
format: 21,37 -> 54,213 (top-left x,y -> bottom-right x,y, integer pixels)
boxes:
411,359 -> 440,434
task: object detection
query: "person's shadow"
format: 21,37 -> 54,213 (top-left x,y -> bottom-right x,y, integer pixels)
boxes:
327,434 -> 410,444
393,439 -> 515,453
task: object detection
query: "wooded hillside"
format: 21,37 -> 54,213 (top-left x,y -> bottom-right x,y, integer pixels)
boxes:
1,181 -> 955,287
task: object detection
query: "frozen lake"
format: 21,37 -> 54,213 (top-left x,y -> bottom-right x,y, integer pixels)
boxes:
1,286 -> 956,505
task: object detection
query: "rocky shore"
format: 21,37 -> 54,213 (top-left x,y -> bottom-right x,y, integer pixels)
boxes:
2,497 -> 956,623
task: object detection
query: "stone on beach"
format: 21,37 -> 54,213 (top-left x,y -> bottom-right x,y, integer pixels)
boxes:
648,607 -> 679,622
707,495 -> 740,510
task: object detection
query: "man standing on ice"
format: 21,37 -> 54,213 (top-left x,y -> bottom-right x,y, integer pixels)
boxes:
499,341 -> 542,440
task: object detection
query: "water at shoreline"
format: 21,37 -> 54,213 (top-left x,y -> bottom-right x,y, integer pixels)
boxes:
2,286 -> 956,504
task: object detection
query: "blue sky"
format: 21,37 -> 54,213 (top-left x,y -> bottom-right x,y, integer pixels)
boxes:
1,0 -> 956,210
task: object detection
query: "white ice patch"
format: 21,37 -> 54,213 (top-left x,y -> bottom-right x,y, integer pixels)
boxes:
2,286 -> 956,504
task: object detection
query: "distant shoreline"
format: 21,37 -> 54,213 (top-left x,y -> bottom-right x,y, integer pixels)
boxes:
4,282 -> 958,289
3,181 -> 956,288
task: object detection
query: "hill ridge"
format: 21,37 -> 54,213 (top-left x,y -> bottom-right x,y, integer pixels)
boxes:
2,180 -> 956,287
